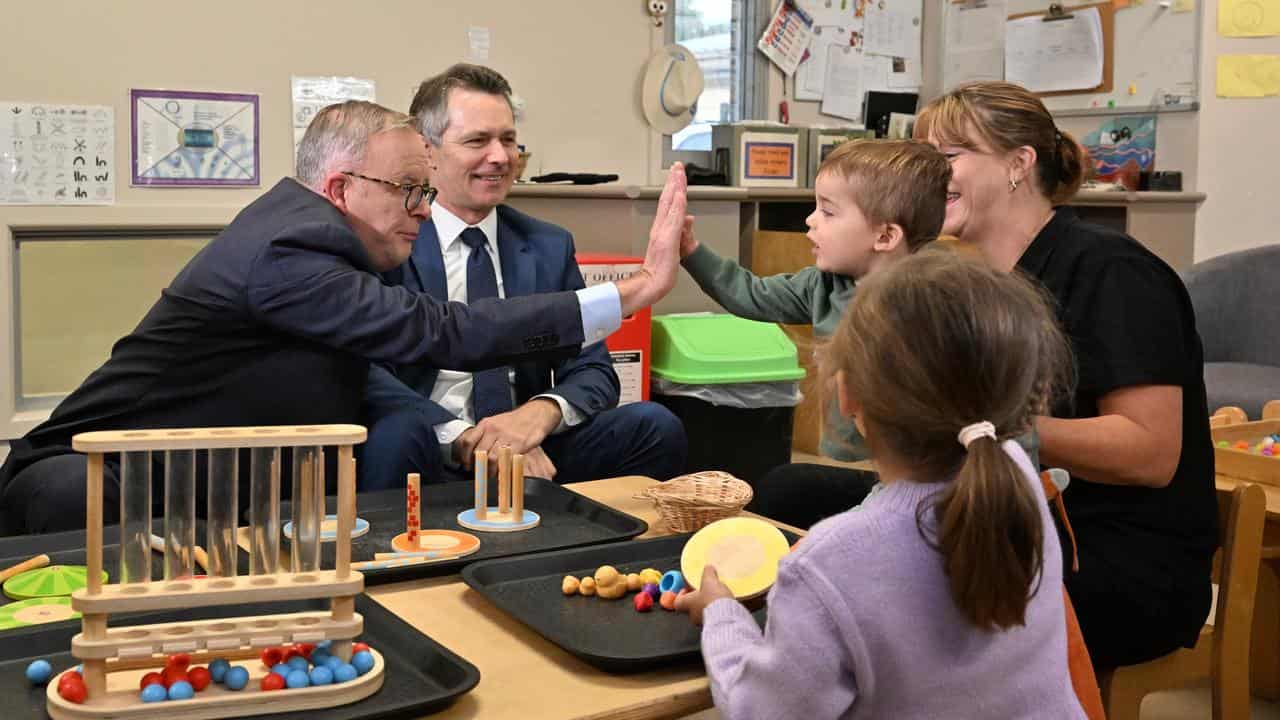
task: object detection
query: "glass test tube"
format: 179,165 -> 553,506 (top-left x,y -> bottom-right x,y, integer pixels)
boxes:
249,447 -> 281,575
206,448 -> 238,577
163,450 -> 197,580
119,451 -> 152,584
290,446 -> 323,573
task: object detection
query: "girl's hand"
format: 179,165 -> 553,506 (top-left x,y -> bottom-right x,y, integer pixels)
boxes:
675,565 -> 734,625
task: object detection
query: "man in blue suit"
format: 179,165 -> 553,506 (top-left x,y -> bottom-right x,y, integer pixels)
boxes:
360,64 -> 687,488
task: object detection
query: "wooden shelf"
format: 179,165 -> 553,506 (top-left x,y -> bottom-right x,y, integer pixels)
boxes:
72,611 -> 363,659
71,572 -> 363,614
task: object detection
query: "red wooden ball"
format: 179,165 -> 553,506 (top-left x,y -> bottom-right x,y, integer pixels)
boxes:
187,666 -> 212,691
260,672 -> 286,691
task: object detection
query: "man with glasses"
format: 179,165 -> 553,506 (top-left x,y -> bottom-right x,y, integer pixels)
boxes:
359,64 -> 687,490
0,100 -> 689,534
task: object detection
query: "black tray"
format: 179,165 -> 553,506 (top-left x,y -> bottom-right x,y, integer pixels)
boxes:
0,595 -> 479,720
0,523 -> 248,610
462,532 -> 798,672
286,479 -> 647,586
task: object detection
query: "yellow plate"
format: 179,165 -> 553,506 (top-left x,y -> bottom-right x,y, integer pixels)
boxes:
680,517 -> 790,600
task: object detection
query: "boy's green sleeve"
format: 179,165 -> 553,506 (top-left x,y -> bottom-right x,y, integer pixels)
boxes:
681,243 -> 818,325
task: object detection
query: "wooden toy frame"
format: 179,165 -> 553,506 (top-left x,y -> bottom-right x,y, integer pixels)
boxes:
1212,402 -> 1280,489
46,425 -> 383,720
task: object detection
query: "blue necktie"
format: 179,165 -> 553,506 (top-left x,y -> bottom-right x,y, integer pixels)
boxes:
460,227 -> 513,420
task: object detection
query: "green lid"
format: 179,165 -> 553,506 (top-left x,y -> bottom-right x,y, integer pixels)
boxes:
650,314 -> 806,384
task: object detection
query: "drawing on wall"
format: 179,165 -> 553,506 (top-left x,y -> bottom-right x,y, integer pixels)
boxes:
131,89 -> 259,186
1080,114 -> 1157,191
1,102 -> 114,205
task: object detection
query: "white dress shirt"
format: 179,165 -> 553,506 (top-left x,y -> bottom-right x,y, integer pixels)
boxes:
428,203 -> 597,449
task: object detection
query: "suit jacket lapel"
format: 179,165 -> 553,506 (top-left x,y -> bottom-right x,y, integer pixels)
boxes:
410,219 -> 448,300
497,208 -> 534,300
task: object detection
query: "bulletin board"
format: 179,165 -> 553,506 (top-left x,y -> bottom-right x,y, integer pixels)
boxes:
1008,2 -> 1115,97
1005,0 -> 1200,113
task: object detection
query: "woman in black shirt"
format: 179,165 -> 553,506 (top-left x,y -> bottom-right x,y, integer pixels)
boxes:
915,81 -> 1216,669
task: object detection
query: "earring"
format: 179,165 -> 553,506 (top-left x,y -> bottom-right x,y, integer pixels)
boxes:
1009,178 -> 1020,192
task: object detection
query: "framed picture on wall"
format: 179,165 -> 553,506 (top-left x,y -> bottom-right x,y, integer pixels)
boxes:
130,89 -> 260,187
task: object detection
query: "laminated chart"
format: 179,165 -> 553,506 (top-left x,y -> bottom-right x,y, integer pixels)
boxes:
131,89 -> 259,186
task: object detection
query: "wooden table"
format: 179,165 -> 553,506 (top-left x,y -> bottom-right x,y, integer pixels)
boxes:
365,476 -> 798,720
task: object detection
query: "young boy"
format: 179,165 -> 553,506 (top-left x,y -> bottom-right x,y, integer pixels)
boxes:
679,139 -> 951,526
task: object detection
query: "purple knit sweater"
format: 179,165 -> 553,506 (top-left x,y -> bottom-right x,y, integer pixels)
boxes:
700,442 -> 1086,719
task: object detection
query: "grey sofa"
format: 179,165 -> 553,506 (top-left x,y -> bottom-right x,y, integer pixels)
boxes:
1182,244 -> 1280,419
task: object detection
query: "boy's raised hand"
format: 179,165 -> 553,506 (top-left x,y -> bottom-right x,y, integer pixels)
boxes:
679,215 -> 698,259
674,564 -> 735,625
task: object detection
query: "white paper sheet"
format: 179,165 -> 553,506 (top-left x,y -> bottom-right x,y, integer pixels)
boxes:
942,0 -> 1008,91
1005,7 -> 1104,93
820,45 -> 866,121
795,0 -> 855,27
796,24 -> 851,101
291,76 -> 376,165
0,102 -> 114,205
758,0 -> 816,76
862,0 -> 922,59
468,26 -> 491,63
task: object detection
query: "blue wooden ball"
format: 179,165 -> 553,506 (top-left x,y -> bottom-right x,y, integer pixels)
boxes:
285,669 -> 311,689
207,658 -> 230,684
323,655 -> 344,671
286,656 -> 310,672
309,666 -> 334,686
167,680 -> 194,700
333,663 -> 359,683
140,683 -> 168,703
25,659 -> 52,685
271,662 -> 291,677
351,650 -> 375,675
224,666 -> 249,691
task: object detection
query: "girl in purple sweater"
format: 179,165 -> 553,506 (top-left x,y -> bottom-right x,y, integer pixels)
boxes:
677,250 -> 1087,719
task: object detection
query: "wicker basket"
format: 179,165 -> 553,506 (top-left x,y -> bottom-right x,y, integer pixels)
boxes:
637,471 -> 754,533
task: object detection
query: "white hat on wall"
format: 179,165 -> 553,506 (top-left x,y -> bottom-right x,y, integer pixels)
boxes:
642,44 -> 705,135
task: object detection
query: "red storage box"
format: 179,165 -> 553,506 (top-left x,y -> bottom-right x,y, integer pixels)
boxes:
575,253 -> 651,404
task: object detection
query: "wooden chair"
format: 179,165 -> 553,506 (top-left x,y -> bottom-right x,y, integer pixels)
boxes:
1099,482 -> 1267,720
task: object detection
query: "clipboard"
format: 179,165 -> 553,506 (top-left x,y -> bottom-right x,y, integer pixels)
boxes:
1008,2 -> 1115,97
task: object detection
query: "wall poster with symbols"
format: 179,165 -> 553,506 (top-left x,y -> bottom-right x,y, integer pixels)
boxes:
0,102 -> 115,205
131,89 -> 259,187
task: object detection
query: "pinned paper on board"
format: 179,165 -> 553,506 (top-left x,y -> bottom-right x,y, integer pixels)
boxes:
796,25 -> 851,101
820,45 -> 866,121
1219,0 -> 1280,37
1005,7 -> 1105,93
862,0 -> 922,59
942,0 -> 1007,91
1216,54 -> 1280,97
758,0 -> 816,76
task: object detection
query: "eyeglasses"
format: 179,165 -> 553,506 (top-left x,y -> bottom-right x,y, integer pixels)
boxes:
342,172 -> 437,212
